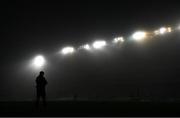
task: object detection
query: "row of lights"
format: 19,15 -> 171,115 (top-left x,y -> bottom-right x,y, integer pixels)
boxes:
32,25 -> 179,69
60,26 -> 174,55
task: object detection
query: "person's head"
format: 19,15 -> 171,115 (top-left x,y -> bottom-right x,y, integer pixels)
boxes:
39,71 -> 45,76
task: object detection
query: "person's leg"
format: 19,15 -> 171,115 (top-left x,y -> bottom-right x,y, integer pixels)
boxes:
36,93 -> 40,107
42,95 -> 46,107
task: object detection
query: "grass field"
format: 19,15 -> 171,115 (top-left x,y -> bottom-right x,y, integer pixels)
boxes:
0,100 -> 180,116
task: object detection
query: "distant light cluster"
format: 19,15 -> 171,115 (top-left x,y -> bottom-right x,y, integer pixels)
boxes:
81,44 -> 91,50
132,31 -> 147,41
61,47 -> 75,55
58,26 -> 176,55
154,27 -> 172,35
30,24 -> 180,70
113,37 -> 124,43
92,40 -> 107,49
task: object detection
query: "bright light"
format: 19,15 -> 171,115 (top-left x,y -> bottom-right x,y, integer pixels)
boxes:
81,44 -> 91,50
159,27 -> 167,34
167,27 -> 172,32
92,40 -> 107,49
61,46 -> 75,55
132,31 -> 147,41
113,37 -> 124,43
155,27 -> 172,35
33,55 -> 46,68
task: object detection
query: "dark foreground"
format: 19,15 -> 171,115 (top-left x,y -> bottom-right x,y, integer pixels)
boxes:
0,100 -> 180,116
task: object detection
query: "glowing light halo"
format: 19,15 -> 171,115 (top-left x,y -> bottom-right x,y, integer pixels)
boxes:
167,27 -> 172,32
83,44 -> 91,50
132,31 -> 147,41
92,40 -> 107,49
159,27 -> 167,34
33,55 -> 46,68
79,44 -> 91,50
61,46 -> 75,55
154,27 -> 172,35
113,37 -> 124,43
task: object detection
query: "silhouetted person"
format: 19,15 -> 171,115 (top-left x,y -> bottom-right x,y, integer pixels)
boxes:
35,71 -> 48,108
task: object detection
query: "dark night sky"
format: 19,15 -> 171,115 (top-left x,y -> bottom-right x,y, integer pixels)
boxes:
1,1 -> 180,100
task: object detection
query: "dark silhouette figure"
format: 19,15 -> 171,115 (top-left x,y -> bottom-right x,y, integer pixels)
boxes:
35,71 -> 48,108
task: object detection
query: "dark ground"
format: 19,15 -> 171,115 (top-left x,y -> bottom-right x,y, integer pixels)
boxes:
0,100 -> 180,116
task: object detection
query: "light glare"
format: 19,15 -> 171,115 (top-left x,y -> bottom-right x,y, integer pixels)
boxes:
113,37 -> 124,43
132,31 -> 147,41
167,27 -> 172,32
159,27 -> 167,34
155,27 -> 172,35
61,47 -> 75,55
33,55 -> 46,68
82,44 -> 91,50
92,40 -> 107,49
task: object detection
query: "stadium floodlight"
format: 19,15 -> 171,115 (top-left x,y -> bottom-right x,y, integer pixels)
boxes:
113,37 -> 124,43
132,31 -> 147,41
92,40 -> 107,49
33,55 -> 46,68
61,46 -> 75,55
